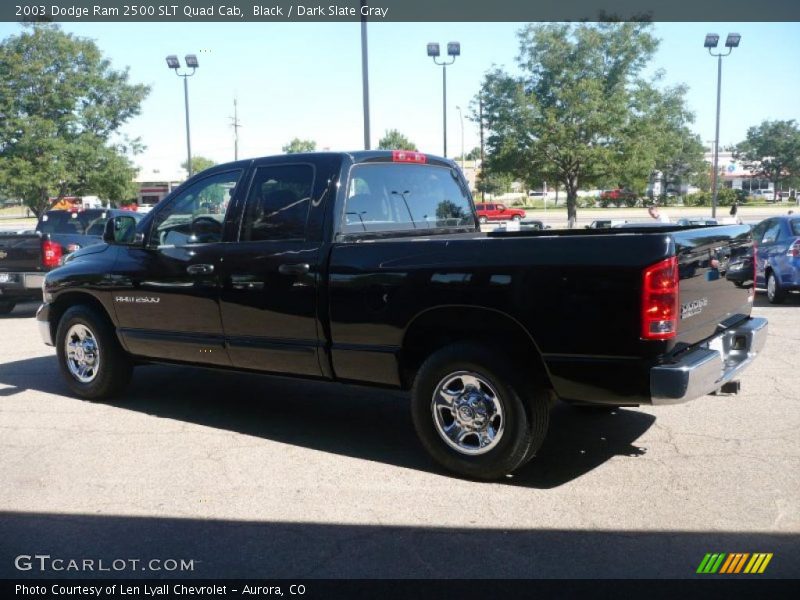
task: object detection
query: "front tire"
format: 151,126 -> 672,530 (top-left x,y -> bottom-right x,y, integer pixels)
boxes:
478,216 -> 488,224
512,215 -> 522,222
0,301 -> 15,315
766,271 -> 785,304
56,305 -> 133,400
411,343 -> 550,480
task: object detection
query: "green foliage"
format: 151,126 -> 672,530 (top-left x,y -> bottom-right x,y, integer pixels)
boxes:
0,24 -> 150,216
476,171 -> 513,195
476,22 -> 701,226
684,188 -> 742,207
181,156 -> 217,176
281,138 -> 317,154
455,147 -> 481,162
734,120 -> 800,192
377,129 -> 417,151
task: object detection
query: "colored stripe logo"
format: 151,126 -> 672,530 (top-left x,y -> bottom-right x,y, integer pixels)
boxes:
697,553 -> 773,574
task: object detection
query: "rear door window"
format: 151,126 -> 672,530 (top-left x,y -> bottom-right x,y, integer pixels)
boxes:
240,164 -> 314,241
342,163 -> 475,234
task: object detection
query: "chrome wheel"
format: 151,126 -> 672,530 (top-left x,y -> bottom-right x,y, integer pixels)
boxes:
64,324 -> 100,383
767,273 -> 776,301
431,371 -> 505,455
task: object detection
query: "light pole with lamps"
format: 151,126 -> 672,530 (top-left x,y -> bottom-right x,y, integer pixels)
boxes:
704,32 -> 740,218
427,41 -> 460,158
455,105 -> 465,171
166,54 -> 199,177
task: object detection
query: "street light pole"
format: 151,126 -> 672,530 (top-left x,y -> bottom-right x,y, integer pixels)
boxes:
166,54 -> 199,178
427,42 -> 460,158
360,0 -> 371,150
183,76 -> 192,175
704,33 -> 740,218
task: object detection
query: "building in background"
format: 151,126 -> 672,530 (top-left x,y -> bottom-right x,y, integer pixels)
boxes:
135,169 -> 185,209
705,150 -> 773,194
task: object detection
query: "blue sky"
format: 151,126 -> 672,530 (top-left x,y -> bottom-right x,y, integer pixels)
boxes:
1,21 -> 799,176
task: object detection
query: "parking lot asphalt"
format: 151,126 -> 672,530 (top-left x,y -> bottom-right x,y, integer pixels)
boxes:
1,296 -> 798,579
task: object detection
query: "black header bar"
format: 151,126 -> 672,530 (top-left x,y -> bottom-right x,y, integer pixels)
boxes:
3,0 -> 800,23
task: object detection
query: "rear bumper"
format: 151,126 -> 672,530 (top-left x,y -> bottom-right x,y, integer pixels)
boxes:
650,317 -> 768,405
0,272 -> 45,300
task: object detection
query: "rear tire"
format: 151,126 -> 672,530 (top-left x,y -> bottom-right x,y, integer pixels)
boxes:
0,301 -> 15,315
56,305 -> 133,400
766,271 -> 786,304
478,216 -> 487,224
411,343 -> 550,480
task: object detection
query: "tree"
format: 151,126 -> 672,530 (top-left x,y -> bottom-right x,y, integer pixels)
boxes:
734,120 -> 800,200
475,22 -> 700,226
377,129 -> 417,151
181,156 -> 216,176
475,171 -> 513,196
455,146 -> 481,162
0,24 -> 150,216
282,138 -> 316,153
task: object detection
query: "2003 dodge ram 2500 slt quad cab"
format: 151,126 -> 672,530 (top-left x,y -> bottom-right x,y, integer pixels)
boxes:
37,151 -> 767,479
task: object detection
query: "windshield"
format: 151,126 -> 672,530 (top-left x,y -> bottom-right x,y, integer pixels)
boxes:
343,163 -> 475,234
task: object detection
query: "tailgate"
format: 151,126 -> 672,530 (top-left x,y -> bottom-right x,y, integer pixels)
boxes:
0,234 -> 43,273
673,224 -> 753,347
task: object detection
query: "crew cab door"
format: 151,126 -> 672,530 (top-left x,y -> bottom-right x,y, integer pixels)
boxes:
112,169 -> 244,366
217,159 -> 328,377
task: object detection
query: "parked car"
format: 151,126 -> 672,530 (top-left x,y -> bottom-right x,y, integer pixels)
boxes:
474,202 -> 526,224
587,219 -> 627,229
519,219 -> 551,230
36,209 -> 143,254
750,189 -> 776,201
751,215 -> 800,303
37,150 -> 767,480
600,189 -> 638,205
675,218 -> 719,226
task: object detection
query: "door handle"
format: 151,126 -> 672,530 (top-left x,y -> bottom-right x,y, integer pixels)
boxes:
278,263 -> 310,276
187,264 -> 214,275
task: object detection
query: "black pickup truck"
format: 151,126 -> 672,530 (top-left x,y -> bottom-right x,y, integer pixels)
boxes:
0,232 -> 62,314
37,151 -> 767,479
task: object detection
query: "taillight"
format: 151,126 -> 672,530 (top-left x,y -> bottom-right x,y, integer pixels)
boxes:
787,239 -> 800,258
42,239 -> 62,268
392,150 -> 427,164
641,256 -> 679,340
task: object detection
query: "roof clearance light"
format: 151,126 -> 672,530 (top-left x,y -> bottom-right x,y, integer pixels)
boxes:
392,151 -> 427,164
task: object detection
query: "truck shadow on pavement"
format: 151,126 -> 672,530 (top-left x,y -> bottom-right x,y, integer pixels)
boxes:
0,356 -> 654,489
1,511 -> 798,578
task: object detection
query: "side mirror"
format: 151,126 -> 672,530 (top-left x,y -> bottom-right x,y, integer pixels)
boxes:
103,216 -> 141,246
